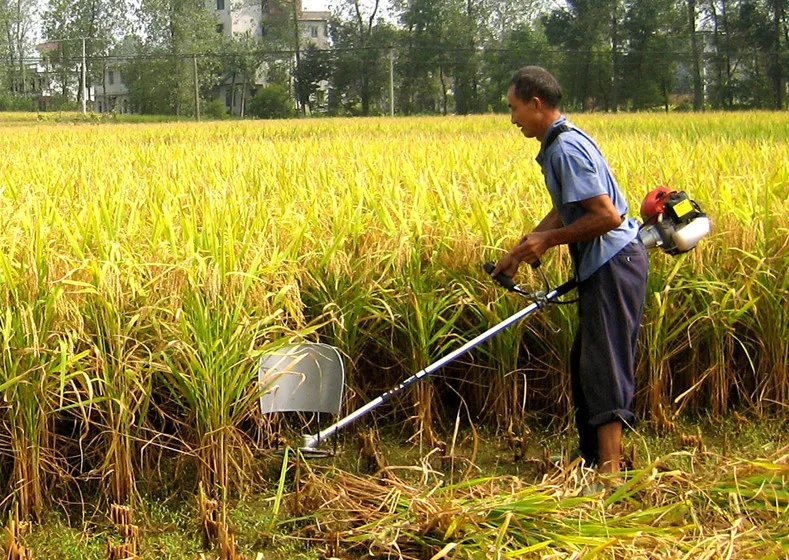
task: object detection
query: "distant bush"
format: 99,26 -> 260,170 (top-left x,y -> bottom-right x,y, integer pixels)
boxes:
247,85 -> 296,119
46,95 -> 80,112
0,93 -> 36,112
203,98 -> 230,120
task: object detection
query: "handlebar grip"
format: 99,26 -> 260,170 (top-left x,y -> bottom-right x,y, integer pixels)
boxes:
483,262 -> 517,291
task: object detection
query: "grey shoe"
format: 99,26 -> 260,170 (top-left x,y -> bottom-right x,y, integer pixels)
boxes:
580,482 -> 606,497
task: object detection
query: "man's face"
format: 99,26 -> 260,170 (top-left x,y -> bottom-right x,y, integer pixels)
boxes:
507,85 -> 539,139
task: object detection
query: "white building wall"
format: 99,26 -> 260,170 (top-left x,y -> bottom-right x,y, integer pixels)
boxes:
208,1 -> 330,115
92,67 -> 132,114
300,12 -> 330,49
232,1 -> 264,38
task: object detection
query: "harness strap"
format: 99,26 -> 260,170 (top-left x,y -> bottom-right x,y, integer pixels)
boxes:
543,123 -> 572,150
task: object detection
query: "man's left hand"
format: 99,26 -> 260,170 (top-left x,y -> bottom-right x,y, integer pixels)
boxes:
514,231 -> 551,266
491,252 -> 520,278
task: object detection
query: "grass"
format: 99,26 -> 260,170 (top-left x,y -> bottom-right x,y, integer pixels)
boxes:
0,111 -> 196,125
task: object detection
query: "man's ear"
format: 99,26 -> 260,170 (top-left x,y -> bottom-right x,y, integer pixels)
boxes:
532,96 -> 544,111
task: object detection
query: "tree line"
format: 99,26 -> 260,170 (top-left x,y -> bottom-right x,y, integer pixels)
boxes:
1,0 -> 787,115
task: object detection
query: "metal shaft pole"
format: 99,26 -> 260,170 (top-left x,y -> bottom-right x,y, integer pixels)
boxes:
302,279 -> 577,450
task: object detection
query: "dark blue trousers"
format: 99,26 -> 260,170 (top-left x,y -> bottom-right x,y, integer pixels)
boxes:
570,240 -> 648,465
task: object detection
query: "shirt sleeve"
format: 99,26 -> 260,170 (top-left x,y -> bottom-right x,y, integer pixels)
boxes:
550,143 -> 607,206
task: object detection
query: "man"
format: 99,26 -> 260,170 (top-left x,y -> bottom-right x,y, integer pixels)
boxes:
491,66 -> 648,474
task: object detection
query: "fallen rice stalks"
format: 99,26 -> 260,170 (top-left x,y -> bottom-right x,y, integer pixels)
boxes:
283,448 -> 789,559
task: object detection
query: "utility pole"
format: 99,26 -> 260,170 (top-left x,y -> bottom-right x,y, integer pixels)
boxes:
81,37 -> 87,113
193,54 -> 201,121
389,48 -> 394,117
40,36 -> 95,113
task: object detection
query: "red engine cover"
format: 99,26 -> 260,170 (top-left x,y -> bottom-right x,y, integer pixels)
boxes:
640,186 -> 676,224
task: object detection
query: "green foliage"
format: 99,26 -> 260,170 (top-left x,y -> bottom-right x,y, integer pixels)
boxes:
202,98 -> 230,120
294,44 -> 332,113
247,84 -> 296,119
25,517 -> 105,559
481,24 -> 551,112
328,5 -> 398,116
122,57 -> 184,115
0,93 -> 35,111
621,0 -> 683,111
45,94 -> 80,112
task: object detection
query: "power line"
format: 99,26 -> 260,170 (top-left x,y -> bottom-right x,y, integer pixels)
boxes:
20,44 -> 788,65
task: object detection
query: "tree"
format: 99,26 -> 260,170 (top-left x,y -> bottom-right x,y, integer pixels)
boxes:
705,0 -> 738,108
687,0 -> 705,109
445,0 -> 485,115
395,0 -> 450,114
700,0 -> 786,109
1,0 -> 37,94
42,0 -> 130,106
219,33 -> 266,117
294,42 -> 331,113
247,83 -> 295,118
480,23 -> 549,112
542,0 -> 617,110
621,0 -> 684,111
735,0 -> 787,109
122,0 -> 221,115
483,0 -> 543,42
767,0 -> 787,109
329,0 -> 397,115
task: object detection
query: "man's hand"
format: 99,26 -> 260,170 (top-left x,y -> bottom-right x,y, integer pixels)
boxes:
513,231 -> 552,266
491,252 -> 521,278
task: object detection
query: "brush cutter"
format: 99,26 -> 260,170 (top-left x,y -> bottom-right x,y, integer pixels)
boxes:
272,188 -> 710,457
290,267 -> 577,457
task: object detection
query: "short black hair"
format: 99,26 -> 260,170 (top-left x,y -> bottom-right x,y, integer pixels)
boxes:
509,66 -> 562,108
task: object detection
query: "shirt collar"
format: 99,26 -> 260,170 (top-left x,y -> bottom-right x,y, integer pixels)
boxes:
536,115 -> 568,165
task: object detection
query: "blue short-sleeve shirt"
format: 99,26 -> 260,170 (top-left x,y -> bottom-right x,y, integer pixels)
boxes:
535,116 -> 639,281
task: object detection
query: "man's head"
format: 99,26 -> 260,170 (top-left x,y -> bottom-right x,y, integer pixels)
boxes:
507,66 -> 562,140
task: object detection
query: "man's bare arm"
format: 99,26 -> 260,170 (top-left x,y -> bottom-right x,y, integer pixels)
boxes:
510,195 -> 622,264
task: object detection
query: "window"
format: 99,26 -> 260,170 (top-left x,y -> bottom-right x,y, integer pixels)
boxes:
261,0 -> 268,14
216,23 -> 224,34
108,71 -> 114,85
310,26 -> 318,38
217,0 -> 224,10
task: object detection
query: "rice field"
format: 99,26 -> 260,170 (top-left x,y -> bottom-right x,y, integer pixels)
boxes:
0,111 -> 787,558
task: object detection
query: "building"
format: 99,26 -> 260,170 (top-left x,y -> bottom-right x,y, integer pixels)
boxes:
212,0 -> 330,115
300,10 -> 331,49
212,0 -> 329,45
16,62 -> 52,110
93,66 -> 132,114
89,1 -> 330,115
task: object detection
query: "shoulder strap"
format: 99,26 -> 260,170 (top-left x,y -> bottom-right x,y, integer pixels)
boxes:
543,123 -> 572,151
